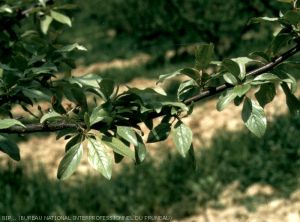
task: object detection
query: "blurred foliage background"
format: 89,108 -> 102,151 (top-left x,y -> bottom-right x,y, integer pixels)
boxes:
68,0 -> 282,64
2,0 -> 300,221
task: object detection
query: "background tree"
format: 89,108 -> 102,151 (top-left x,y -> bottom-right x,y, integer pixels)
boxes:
70,0 -> 285,64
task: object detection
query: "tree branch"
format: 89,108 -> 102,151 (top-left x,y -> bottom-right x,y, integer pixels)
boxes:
1,43 -> 300,134
0,122 -> 84,134
184,43 -> 300,105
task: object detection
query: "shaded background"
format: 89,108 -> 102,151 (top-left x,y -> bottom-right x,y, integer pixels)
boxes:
2,1 -> 300,221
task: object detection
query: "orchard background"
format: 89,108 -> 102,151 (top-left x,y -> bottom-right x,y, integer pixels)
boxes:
1,0 -> 300,221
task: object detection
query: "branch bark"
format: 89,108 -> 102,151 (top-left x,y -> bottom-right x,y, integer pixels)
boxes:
1,43 -> 300,134
0,122 -> 84,134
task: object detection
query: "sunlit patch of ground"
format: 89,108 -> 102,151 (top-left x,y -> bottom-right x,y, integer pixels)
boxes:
72,53 -> 151,76
178,182 -> 300,222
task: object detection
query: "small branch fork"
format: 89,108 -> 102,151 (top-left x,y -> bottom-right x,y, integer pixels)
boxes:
1,43 -> 300,134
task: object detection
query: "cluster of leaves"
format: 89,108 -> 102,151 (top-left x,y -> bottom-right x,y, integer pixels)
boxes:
158,0 -> 300,138
47,78 -> 195,180
0,0 -> 195,180
0,0 -> 86,158
0,0 -> 300,180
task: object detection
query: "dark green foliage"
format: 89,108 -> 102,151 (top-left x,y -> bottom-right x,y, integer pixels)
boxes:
72,0 -> 280,59
69,0 -> 283,65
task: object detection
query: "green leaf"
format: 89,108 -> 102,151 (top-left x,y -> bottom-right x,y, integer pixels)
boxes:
177,80 -> 200,101
233,84 -> 251,97
252,73 -> 281,84
274,69 -> 297,93
117,126 -> 137,146
56,43 -> 87,52
281,82 -> 300,115
89,106 -> 106,126
28,54 -> 46,65
22,88 -> 52,101
222,59 -> 240,77
147,122 -> 171,143
134,133 -> 147,163
234,96 -> 245,106
284,77 -> 297,93
223,73 -> 238,85
40,15 -> 53,34
40,111 -> 62,123
50,10 -> 72,27
26,63 -> 57,75
249,51 -> 270,62
63,85 -> 88,111
57,143 -> 83,180
87,137 -> 113,179
222,57 -> 255,80
128,87 -> 166,101
195,43 -> 215,70
68,73 -> 102,88
127,87 -> 172,113
242,98 -> 267,137
255,83 -> 276,108
102,136 -> 135,160
157,68 -> 200,84
70,87 -> 88,111
249,17 -> 278,24
0,5 -> 13,13
269,33 -> 292,55
99,79 -> 115,101
180,68 -> 201,81
65,134 -> 83,151
216,89 -> 237,111
232,57 -> 258,80
0,135 -> 20,161
172,120 -> 193,158
89,106 -> 112,126
0,63 -> 15,71
282,9 -> 300,25
0,119 -> 25,129
51,93 -> 66,114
